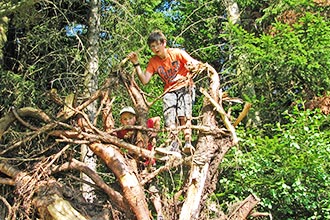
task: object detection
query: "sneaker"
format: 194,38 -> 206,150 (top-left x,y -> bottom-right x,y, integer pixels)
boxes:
155,141 -> 181,158
148,185 -> 159,193
182,142 -> 195,155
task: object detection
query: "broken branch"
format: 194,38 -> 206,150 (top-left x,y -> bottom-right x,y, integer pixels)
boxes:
200,87 -> 238,144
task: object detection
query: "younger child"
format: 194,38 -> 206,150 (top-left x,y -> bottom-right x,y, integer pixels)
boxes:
116,106 -> 160,166
116,107 -> 164,219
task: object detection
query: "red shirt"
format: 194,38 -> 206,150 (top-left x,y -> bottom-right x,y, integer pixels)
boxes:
146,48 -> 199,91
116,119 -> 156,166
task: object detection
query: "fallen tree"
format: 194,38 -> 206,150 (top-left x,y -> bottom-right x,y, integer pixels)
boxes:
0,62 -> 269,220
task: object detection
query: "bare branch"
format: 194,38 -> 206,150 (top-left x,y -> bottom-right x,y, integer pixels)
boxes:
200,87 -> 238,144
51,158 -> 131,215
0,107 -> 52,140
0,177 -> 15,186
0,195 -> 12,218
233,102 -> 252,127
11,107 -> 39,130
0,122 -> 58,155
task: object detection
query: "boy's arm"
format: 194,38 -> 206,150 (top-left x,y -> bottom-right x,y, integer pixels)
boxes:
180,49 -> 200,66
127,52 -> 152,84
134,65 -> 153,85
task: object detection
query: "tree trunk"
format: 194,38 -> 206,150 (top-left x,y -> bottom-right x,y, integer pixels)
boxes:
81,0 -> 100,203
89,142 -> 151,220
180,64 -> 221,220
0,16 -> 9,66
0,162 -> 89,220
223,0 -> 240,24
223,0 -> 261,127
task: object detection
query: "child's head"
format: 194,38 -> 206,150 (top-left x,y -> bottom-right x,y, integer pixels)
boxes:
119,106 -> 136,126
147,30 -> 166,47
148,30 -> 167,57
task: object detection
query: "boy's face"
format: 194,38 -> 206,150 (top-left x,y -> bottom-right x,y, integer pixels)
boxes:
120,112 -> 136,126
150,40 -> 166,58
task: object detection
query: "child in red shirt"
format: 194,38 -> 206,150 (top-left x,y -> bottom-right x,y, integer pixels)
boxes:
116,106 -> 160,166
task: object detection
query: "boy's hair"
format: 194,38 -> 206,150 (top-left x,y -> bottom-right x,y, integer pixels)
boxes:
147,30 -> 166,46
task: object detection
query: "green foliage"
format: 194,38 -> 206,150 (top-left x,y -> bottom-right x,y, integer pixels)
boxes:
1,1 -> 330,219
222,9 -> 330,125
0,0 -> 89,116
0,70 -> 37,111
159,0 -> 227,70
218,107 -> 330,219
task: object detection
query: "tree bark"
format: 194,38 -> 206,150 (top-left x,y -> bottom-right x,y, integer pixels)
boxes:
88,142 -> 151,220
33,194 -> 88,220
81,0 -> 101,203
180,64 -> 222,220
227,194 -> 260,220
223,0 -> 240,24
0,162 -> 89,220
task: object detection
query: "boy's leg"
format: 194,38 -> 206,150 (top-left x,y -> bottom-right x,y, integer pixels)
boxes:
163,91 -> 177,128
179,117 -> 192,143
180,117 -> 195,154
177,86 -> 195,154
163,91 -> 180,146
156,91 -> 181,157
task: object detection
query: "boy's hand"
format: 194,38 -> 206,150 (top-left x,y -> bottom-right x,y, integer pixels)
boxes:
127,52 -> 139,64
124,131 -> 134,138
148,131 -> 157,138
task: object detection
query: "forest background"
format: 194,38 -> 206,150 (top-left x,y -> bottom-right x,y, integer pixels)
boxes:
0,0 -> 329,220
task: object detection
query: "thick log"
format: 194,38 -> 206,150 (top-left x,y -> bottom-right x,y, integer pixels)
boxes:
0,162 -> 89,220
33,194 -> 88,220
179,64 -> 221,220
179,161 -> 210,220
88,142 -> 151,220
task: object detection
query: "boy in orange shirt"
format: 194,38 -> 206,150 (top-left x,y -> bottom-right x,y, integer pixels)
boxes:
127,30 -> 200,155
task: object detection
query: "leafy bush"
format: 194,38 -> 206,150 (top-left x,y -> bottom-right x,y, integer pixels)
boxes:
218,106 -> 330,219
222,9 -> 330,126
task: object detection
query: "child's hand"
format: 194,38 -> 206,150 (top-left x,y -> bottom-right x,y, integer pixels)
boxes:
127,52 -> 139,64
124,131 -> 134,138
148,131 -> 157,138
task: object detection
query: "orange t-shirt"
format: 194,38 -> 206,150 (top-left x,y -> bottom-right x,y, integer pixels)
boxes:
146,48 -> 199,91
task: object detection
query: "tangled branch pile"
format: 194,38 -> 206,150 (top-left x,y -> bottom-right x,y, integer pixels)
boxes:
0,63 -> 268,220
